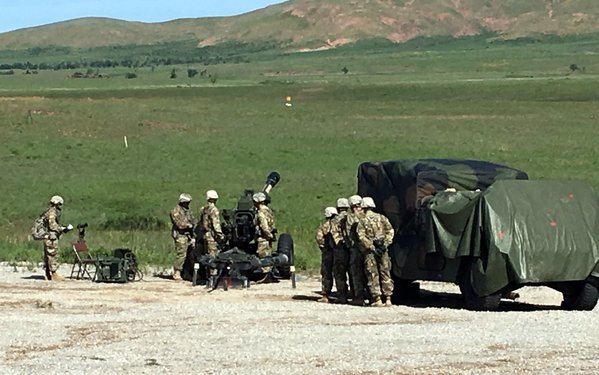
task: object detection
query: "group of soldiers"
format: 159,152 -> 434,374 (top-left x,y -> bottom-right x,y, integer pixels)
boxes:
169,190 -> 275,281
316,195 -> 394,307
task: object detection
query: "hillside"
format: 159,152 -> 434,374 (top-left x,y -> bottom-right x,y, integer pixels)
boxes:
1,0 -> 599,51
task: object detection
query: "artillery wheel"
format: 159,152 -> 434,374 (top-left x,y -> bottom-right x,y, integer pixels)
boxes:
275,233 -> 294,279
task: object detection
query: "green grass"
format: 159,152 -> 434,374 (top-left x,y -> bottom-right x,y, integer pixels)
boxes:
1,37 -> 599,270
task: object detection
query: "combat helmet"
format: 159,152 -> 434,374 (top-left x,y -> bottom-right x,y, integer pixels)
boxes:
206,190 -> 219,201
50,195 -> 64,205
348,195 -> 362,207
336,198 -> 350,209
324,207 -> 338,218
179,193 -> 192,203
253,192 -> 266,203
361,197 -> 376,208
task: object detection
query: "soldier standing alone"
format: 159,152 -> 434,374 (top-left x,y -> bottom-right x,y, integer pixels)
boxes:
315,206 -> 338,303
253,192 -> 276,280
170,193 -> 195,281
356,197 -> 395,307
41,195 -> 72,281
200,190 -> 225,257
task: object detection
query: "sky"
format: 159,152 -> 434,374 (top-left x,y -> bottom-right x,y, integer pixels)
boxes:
0,0 -> 287,34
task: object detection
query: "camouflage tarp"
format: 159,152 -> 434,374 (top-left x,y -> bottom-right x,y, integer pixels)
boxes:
357,159 -> 528,234
426,180 -> 599,295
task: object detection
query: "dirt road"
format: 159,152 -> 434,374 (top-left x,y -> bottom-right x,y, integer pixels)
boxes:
1,263 -> 598,374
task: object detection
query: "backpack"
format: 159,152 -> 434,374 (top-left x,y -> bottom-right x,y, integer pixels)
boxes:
31,210 -> 49,241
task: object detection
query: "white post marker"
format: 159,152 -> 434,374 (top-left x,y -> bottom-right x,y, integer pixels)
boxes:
124,136 -> 128,148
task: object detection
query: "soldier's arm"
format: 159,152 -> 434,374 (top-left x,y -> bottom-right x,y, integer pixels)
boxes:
382,216 -> 395,246
211,209 -> 225,239
47,210 -> 63,234
259,211 -> 273,240
315,225 -> 325,248
356,221 -> 374,250
171,208 -> 192,230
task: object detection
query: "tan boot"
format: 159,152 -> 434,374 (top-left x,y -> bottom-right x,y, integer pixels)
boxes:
51,272 -> 65,281
384,299 -> 393,307
173,270 -> 182,281
371,297 -> 384,307
318,295 -> 330,303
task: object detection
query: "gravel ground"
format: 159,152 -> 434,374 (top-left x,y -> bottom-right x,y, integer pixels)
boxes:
1,263 -> 599,375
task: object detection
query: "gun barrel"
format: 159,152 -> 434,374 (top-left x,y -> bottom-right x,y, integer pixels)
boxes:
263,171 -> 281,194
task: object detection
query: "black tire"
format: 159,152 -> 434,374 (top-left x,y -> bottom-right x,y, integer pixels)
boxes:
275,233 -> 294,279
561,281 -> 599,311
460,262 -> 501,311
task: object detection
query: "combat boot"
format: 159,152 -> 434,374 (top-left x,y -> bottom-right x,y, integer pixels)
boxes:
318,295 -> 330,303
337,294 -> 348,304
173,270 -> 182,281
51,272 -> 65,281
384,299 -> 393,307
350,295 -> 365,306
370,297 -> 384,307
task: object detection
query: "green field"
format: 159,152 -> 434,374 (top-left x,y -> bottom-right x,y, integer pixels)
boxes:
2,37 -> 599,270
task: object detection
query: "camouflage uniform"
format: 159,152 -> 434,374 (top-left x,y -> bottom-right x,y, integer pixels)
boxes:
200,202 -> 224,256
345,210 -> 366,299
170,204 -> 195,272
42,206 -> 63,279
331,211 -> 350,299
255,204 -> 275,272
315,219 -> 336,295
357,210 -> 395,301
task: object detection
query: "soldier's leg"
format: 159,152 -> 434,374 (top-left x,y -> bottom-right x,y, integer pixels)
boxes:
205,238 -> 220,276
332,246 -> 349,301
173,235 -> 189,280
320,247 -> 334,295
349,247 -> 366,302
43,238 -> 62,281
256,239 -> 272,273
379,252 -> 394,305
364,252 -> 382,304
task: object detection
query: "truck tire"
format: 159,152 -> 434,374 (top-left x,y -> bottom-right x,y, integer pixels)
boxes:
561,281 -> 599,311
460,263 -> 501,311
275,233 -> 294,279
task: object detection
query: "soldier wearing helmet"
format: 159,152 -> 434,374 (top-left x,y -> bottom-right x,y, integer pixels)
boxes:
170,193 -> 195,281
253,192 -> 276,278
41,195 -> 72,281
331,197 -> 351,303
357,197 -> 395,307
315,207 -> 339,303
344,194 -> 367,306
200,190 -> 225,263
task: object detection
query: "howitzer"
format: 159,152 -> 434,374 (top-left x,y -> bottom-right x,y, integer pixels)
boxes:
182,172 -> 295,287
194,248 -> 292,290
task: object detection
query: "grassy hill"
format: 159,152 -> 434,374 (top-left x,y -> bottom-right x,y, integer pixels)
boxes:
1,0 -> 599,51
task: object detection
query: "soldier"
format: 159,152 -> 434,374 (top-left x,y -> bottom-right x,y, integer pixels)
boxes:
332,198 -> 351,304
253,192 -> 276,280
315,206 -> 338,303
357,197 -> 395,307
346,195 -> 367,306
200,190 -> 225,257
170,193 -> 195,281
42,195 -> 72,281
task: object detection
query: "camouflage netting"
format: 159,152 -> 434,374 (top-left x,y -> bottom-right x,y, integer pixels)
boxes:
426,180 -> 599,295
357,159 -> 528,234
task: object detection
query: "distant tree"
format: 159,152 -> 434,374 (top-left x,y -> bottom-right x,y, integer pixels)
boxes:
187,69 -> 198,78
570,64 -> 579,72
341,67 -> 349,74
170,68 -> 177,79
209,74 -> 217,84
125,72 -> 137,79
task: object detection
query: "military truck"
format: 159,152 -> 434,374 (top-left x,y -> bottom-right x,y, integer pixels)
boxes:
182,172 -> 294,286
358,159 -> 599,310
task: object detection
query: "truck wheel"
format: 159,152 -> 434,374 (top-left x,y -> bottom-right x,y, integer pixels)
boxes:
275,233 -> 294,279
460,265 -> 501,311
561,281 -> 599,311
